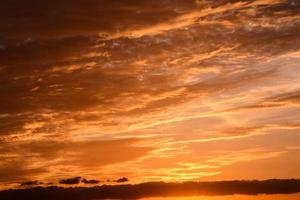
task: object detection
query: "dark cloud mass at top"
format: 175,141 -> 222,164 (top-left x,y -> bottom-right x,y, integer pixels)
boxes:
0,0 -> 196,39
0,0 -> 299,136
0,0 -> 300,191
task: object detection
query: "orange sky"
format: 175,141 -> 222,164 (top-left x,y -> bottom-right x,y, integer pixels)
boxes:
0,0 -> 300,191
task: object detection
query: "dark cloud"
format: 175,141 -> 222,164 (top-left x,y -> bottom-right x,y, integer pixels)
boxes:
81,179 -> 100,184
0,0 -> 196,39
20,177 -> 100,186
0,0 -> 299,139
1,179 -> 300,200
114,177 -> 129,183
20,181 -> 43,187
59,177 -> 81,185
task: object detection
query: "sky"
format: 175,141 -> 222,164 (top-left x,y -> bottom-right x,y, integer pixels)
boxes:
0,0 -> 300,192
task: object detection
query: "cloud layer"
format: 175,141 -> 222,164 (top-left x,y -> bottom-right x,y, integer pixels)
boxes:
0,0 -> 300,189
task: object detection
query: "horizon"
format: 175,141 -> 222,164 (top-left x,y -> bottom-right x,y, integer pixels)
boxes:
1,179 -> 300,199
0,0 -> 300,199
4,178 -> 300,190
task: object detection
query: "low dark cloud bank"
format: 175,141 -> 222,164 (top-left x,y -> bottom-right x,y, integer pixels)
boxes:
114,177 -> 129,183
20,181 -> 43,187
59,177 -> 81,185
1,179 -> 300,200
59,177 -> 101,185
81,179 -> 100,184
58,176 -> 127,185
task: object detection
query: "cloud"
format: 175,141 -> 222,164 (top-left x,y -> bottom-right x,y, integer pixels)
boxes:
0,0 -> 196,39
113,177 -> 129,183
20,181 -> 43,187
0,0 -> 300,188
20,177 -> 101,186
0,0 -> 299,140
223,89 -> 300,113
1,179 -> 300,200
59,177 -> 81,185
0,138 -> 151,186
81,179 -> 100,184
0,160 -> 47,183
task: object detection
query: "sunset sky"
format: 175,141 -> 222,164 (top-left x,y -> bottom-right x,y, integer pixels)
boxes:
0,0 -> 300,193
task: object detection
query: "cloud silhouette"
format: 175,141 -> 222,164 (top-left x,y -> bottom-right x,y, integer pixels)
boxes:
0,179 -> 300,200
114,177 -> 129,183
81,179 -> 100,184
20,181 -> 43,187
59,177 -> 81,185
